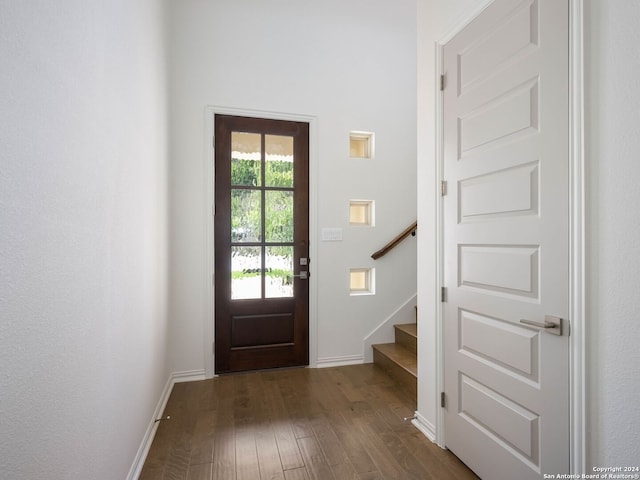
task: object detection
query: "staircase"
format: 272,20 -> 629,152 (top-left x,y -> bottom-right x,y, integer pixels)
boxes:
372,322 -> 417,396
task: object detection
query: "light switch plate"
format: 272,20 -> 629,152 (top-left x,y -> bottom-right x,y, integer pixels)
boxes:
321,228 -> 343,241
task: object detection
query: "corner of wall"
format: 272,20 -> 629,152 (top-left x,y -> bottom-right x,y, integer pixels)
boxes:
126,370 -> 205,480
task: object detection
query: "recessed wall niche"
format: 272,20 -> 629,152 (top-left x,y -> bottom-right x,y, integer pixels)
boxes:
349,200 -> 374,226
349,131 -> 374,159
350,268 -> 375,296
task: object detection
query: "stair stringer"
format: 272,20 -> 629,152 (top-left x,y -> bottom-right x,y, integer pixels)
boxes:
362,293 -> 417,363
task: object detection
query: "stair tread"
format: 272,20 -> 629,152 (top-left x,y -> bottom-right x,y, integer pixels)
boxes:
372,343 -> 417,377
394,323 -> 417,338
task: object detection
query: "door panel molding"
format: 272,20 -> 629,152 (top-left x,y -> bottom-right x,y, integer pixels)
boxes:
204,106 -> 319,377
433,0 -> 586,474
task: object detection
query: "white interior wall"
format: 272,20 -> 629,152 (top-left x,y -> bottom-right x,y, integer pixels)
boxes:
584,0 -> 640,467
0,1 -> 170,479
417,0 -> 640,468
167,0 -> 417,372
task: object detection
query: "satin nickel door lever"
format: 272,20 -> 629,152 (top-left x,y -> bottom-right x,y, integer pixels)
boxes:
519,315 -> 563,336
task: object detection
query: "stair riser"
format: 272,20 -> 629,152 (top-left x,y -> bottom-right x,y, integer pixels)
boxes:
394,327 -> 417,355
373,349 -> 417,397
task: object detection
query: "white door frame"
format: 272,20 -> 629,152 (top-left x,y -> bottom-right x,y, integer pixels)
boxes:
203,106 -> 319,378
433,0 -> 586,473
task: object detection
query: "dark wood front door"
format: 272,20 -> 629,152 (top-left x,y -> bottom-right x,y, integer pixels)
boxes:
214,115 -> 309,374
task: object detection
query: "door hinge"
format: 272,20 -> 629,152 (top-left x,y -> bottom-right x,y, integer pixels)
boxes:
212,341 -> 215,354
212,274 -> 214,286
212,204 -> 215,216
440,392 -> 446,408
441,286 -> 447,302
440,74 -> 445,91
212,136 -> 215,148
441,180 -> 447,196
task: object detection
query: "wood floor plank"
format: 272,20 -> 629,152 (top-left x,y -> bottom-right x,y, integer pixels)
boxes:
186,462 -> 212,480
139,423 -> 172,480
138,461 -> 164,480
246,373 -> 286,480
234,423 -> 260,480
211,425 -> 235,480
329,461 -> 364,479
161,433 -> 192,480
273,420 -> 305,470
350,412 -> 420,480
276,371 -> 314,439
283,467 -> 310,480
255,420 -> 285,480
309,369 -> 351,415
157,384 -> 200,480
324,409 -> 378,475
260,372 -> 306,470
308,418 -> 347,464
189,409 -> 216,466
325,367 -> 367,403
212,376 -> 236,480
357,471 -> 384,480
373,407 -> 437,479
296,436 -> 335,480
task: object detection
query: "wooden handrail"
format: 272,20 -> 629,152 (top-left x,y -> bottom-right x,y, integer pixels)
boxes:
371,221 -> 417,260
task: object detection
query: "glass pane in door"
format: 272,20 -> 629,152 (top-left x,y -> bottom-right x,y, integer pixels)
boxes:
231,246 -> 262,299
231,132 -> 261,186
231,189 -> 262,242
265,190 -> 294,242
265,246 -> 294,298
265,135 -> 294,187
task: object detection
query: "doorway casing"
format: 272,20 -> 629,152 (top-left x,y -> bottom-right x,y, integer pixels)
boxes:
203,106 -> 319,378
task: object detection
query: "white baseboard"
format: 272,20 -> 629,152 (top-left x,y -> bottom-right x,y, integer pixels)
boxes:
315,354 -> 364,368
127,375 -> 173,480
412,410 -> 436,443
127,369 -> 206,480
172,369 -> 206,383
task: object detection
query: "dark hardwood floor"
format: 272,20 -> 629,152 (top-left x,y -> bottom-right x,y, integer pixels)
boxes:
140,364 -> 478,480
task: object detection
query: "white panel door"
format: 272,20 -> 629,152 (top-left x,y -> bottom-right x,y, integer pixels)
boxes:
443,1 -> 569,479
